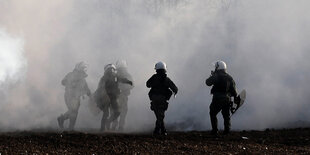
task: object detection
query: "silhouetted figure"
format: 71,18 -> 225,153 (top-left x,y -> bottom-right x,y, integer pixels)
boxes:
206,61 -> 238,135
147,61 -> 178,136
95,64 -> 132,132
58,62 -> 91,130
111,60 -> 134,131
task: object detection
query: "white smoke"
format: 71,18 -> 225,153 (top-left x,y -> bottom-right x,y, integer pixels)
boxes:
0,0 -> 309,131
0,28 -> 26,84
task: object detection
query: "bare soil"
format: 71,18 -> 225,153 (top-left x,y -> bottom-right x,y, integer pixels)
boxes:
0,128 -> 309,154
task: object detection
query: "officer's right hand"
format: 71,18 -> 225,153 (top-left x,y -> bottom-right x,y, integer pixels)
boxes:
211,70 -> 215,76
128,81 -> 133,86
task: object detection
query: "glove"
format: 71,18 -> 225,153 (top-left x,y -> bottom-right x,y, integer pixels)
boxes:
234,96 -> 241,106
87,91 -> 91,97
211,70 -> 215,76
128,81 -> 133,86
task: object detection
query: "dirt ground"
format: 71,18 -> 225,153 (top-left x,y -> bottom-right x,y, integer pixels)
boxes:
0,128 -> 309,154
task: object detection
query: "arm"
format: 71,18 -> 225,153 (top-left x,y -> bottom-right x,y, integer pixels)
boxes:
230,78 -> 238,98
61,73 -> 70,86
127,74 -> 134,89
119,77 -> 133,86
168,78 -> 178,95
205,74 -> 215,86
146,75 -> 155,88
84,81 -> 91,97
98,76 -> 107,91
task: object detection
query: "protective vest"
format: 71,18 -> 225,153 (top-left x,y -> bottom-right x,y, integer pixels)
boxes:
209,71 -> 236,97
147,73 -> 178,100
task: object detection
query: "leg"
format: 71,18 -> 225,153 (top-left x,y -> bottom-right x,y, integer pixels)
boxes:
58,93 -> 79,129
68,98 -> 80,130
209,101 -> 222,134
100,106 -> 109,132
150,95 -> 167,135
107,95 -> 120,124
153,108 -> 161,135
111,109 -> 118,130
58,94 -> 70,129
153,103 -> 167,135
157,108 -> 166,135
68,110 -> 78,130
58,109 -> 70,129
118,95 -> 128,131
57,114 -> 65,129
222,102 -> 231,134
153,108 -> 166,135
61,110 -> 70,120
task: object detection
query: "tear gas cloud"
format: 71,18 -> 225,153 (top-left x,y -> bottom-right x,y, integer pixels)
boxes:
0,0 -> 309,131
0,29 -> 26,84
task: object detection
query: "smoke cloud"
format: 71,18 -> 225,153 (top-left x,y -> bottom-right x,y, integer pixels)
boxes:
0,29 -> 26,84
0,0 -> 309,132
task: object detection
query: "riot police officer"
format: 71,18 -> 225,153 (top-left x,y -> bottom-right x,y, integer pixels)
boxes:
147,61 -> 178,135
206,61 -> 239,135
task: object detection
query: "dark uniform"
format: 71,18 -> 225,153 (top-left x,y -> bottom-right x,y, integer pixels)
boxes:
146,69 -> 178,135
206,70 -> 237,134
95,66 -> 132,131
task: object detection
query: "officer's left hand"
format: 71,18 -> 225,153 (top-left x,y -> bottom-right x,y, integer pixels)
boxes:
87,91 -> 91,97
234,96 -> 241,105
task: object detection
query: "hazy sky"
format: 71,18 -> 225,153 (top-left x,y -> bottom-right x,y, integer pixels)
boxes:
0,0 -> 309,132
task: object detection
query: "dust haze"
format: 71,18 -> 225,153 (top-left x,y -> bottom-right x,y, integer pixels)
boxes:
0,0 -> 309,132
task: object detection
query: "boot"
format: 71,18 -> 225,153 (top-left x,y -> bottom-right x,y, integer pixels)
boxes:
111,121 -> 118,131
101,117 -> 107,132
161,129 -> 167,136
223,129 -> 230,135
160,123 -> 167,136
68,114 -> 77,131
57,115 -> 64,129
118,126 -> 124,132
153,126 -> 160,136
210,130 -> 219,136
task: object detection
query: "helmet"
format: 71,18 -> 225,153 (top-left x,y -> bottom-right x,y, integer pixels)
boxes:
75,61 -> 87,72
214,60 -> 227,71
104,64 -> 116,71
104,64 -> 117,74
116,60 -> 127,69
155,61 -> 167,70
